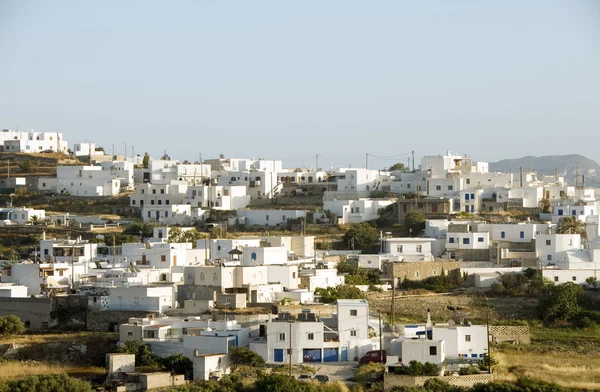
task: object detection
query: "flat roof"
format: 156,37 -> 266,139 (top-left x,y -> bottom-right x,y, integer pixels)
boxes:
337,299 -> 368,304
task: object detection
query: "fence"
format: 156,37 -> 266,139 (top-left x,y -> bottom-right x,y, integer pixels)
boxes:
384,373 -> 494,390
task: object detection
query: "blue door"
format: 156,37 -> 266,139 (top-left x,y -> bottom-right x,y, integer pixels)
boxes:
341,347 -> 348,361
303,348 -> 322,363
156,211 -> 160,221
324,348 -> 338,362
274,349 -> 284,363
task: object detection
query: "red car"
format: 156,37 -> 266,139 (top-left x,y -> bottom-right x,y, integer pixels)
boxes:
359,350 -> 387,364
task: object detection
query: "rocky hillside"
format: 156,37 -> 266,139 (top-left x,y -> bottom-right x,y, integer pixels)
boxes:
490,154 -> 600,185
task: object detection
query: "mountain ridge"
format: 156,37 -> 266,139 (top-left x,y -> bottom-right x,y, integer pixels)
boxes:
489,154 -> 600,186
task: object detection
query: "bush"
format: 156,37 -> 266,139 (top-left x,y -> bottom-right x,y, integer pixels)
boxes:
0,373 -> 92,392
0,315 -> 25,338
160,353 -> 194,379
229,347 -> 265,370
459,366 -> 481,375
392,361 -> 441,376
115,340 -> 159,367
343,223 -> 380,253
315,285 -> 365,304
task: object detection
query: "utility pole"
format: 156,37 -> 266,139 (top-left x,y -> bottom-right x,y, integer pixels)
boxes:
412,151 -> 415,172
391,268 -> 396,330
288,321 -> 293,377
379,312 -> 384,363
71,244 -> 75,290
365,153 -> 368,170
576,161 -> 580,188
316,154 -> 319,172
582,175 -> 585,188
519,166 -> 523,187
486,309 -> 491,374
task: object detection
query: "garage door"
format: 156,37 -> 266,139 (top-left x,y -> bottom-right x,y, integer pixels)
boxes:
274,349 -> 284,363
303,348 -> 322,363
323,348 -> 338,362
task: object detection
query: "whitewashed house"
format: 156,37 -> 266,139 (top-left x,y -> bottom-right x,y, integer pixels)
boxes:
231,209 -> 306,227
323,199 -> 395,225
108,285 -> 175,312
185,185 -> 250,210
3,130 -> 68,153
552,202 -> 597,224
130,182 -> 189,210
250,299 -> 376,364
0,207 -> 45,225
536,234 -> 581,267
380,238 -> 436,262
459,189 -> 483,214
55,165 -> 125,196
142,204 -> 192,225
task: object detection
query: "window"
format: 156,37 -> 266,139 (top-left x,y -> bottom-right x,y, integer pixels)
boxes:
465,194 -> 470,201
307,333 -> 314,340
429,346 -> 437,355
350,330 -> 357,337
278,333 -> 285,341
158,200 -> 162,205
448,185 -> 453,191
449,237 -> 455,243
414,271 -> 420,277
416,245 -> 422,253
350,309 -> 358,316
465,335 -> 471,342
463,238 -> 470,245
128,331 -> 133,336
166,200 -> 170,205
151,200 -> 155,205
554,276 -> 559,282
165,211 -> 169,217
466,179 -> 471,185
520,231 -> 525,239
470,193 -> 475,199
477,237 -> 483,243
266,215 -> 269,221
501,231 -> 506,239
152,189 -> 156,194
132,200 -> 136,205
161,255 -> 166,262
161,189 -> 165,194
396,245 -> 403,253
546,240 -> 551,246
572,210 -> 577,216
436,185 -> 441,191
407,184 -> 411,189
558,209 -> 563,216
547,255 -> 552,261
572,276 -> 577,281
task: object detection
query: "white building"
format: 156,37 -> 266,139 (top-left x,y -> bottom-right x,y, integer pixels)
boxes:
107,285 -> 175,312
130,182 -> 189,210
142,204 -> 192,225
0,207 -> 45,225
185,185 -> 250,210
55,165 -> 129,196
536,234 -> 581,266
380,238 -> 436,262
323,199 -> 395,225
446,232 -> 490,251
552,202 -> 597,224
432,323 -> 488,361
299,268 -> 345,292
459,189 -> 483,214
251,299 -> 376,364
231,209 -> 306,227
401,339 -> 445,366
72,142 -> 101,157
2,130 -> 68,153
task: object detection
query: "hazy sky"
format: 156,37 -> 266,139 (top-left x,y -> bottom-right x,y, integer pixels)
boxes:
1,1 -> 599,169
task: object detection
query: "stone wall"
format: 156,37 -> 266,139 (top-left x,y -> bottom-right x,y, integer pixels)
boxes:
385,261 -> 461,283
489,325 -> 531,344
455,249 -> 492,262
87,310 -> 154,332
384,373 -> 493,390
0,297 -> 53,330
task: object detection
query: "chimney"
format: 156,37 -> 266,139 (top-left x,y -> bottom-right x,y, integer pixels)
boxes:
426,308 -> 432,336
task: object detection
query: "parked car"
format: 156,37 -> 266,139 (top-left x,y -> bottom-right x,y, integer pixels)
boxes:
314,375 -> 329,383
359,350 -> 387,364
297,374 -> 312,382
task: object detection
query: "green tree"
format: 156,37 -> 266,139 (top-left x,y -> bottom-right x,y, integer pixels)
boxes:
229,347 -> 265,370
343,222 -> 380,253
540,198 -> 552,214
142,152 -> 150,169
404,211 -> 425,236
315,285 -> 365,303
115,340 -> 159,367
123,222 -> 155,238
585,276 -> 598,289
168,227 -> 207,247
539,282 -> 585,322
557,216 -> 586,239
160,353 -> 194,379
0,315 -> 25,338
388,162 -> 409,172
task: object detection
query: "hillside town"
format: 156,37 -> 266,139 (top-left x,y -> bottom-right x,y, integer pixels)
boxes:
0,128 -> 599,391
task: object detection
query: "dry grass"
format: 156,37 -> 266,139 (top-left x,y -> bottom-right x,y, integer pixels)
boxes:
0,361 -> 104,381
494,350 -> 600,389
1,331 -> 118,345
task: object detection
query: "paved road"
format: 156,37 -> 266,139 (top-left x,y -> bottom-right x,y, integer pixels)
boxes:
304,362 -> 359,381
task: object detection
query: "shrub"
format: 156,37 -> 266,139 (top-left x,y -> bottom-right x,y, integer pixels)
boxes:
459,366 -> 481,375
0,315 -> 25,338
115,340 -> 159,367
229,347 -> 265,370
0,373 -> 92,392
392,361 -> 440,376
